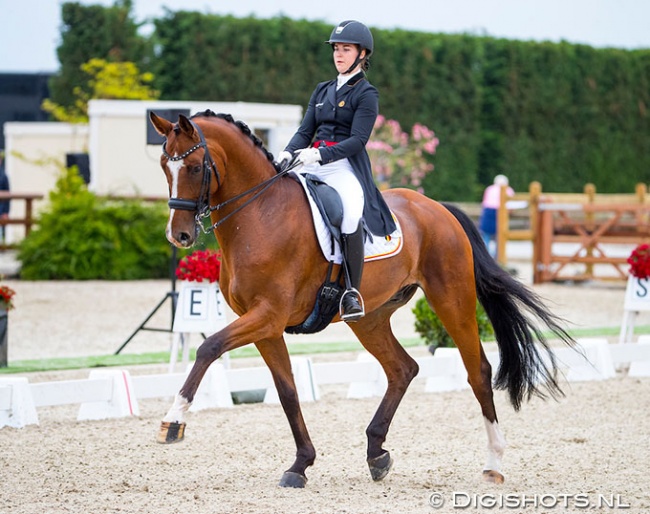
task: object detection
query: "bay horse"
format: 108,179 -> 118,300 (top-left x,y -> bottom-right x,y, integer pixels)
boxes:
149,110 -> 574,488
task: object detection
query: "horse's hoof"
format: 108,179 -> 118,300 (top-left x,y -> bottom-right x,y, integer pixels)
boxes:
279,471 -> 308,488
156,421 -> 186,444
367,451 -> 393,481
483,469 -> 505,484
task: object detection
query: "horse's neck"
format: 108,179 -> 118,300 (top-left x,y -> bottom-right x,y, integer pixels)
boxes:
210,157 -> 288,234
222,154 -> 275,195
211,170 -> 305,251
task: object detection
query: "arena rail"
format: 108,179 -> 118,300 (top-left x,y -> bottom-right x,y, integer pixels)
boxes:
0,192 -> 44,249
2,339 -> 649,429
495,182 -> 649,282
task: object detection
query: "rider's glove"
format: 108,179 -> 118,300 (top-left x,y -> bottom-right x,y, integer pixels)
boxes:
296,148 -> 322,166
276,150 -> 293,168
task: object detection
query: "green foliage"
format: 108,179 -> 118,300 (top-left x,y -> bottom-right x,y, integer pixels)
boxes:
52,9 -> 650,201
18,167 -> 172,280
49,0 -> 153,111
412,296 -> 494,348
43,58 -> 159,122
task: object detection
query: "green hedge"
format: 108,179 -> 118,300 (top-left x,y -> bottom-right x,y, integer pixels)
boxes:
48,7 -> 650,201
18,168 -> 172,280
147,14 -> 650,200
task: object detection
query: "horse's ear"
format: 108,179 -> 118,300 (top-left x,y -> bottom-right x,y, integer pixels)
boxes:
149,111 -> 173,137
177,114 -> 196,137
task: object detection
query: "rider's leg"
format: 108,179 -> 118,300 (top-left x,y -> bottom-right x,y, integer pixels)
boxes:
340,220 -> 365,321
303,158 -> 365,321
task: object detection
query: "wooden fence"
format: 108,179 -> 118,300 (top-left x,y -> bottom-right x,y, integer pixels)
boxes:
0,192 -> 44,250
496,182 -> 650,283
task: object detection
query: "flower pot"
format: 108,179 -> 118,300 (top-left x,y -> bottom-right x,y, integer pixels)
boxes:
0,308 -> 8,367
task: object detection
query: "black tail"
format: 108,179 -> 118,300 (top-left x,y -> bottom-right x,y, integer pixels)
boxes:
443,202 -> 576,410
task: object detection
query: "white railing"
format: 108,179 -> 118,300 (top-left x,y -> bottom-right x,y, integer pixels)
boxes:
2,339 -> 649,429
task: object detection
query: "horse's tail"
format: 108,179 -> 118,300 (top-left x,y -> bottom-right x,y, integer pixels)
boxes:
442,202 -> 575,411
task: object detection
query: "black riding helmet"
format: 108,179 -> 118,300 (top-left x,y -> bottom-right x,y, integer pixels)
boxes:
325,20 -> 373,73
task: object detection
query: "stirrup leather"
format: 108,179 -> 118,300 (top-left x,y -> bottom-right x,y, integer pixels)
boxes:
339,288 -> 365,321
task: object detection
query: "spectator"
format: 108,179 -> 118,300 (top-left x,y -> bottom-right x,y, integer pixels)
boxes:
479,174 -> 514,258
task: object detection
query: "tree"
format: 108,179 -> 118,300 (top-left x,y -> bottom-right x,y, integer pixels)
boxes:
42,58 -> 159,122
48,0 -> 152,110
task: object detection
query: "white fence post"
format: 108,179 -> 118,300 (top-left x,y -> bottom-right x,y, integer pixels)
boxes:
347,353 -> 386,399
0,377 -> 39,428
189,362 -> 233,411
423,348 -> 470,392
264,357 -> 320,404
77,370 -> 139,421
558,339 -> 616,382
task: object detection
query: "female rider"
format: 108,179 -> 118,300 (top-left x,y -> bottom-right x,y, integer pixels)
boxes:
277,20 -> 396,322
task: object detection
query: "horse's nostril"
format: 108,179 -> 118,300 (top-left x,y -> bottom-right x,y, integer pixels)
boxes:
179,232 -> 192,245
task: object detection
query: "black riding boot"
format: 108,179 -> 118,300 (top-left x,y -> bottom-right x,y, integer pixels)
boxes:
340,223 -> 365,322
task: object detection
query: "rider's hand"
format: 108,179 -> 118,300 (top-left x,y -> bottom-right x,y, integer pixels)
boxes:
296,148 -> 322,166
276,150 -> 293,168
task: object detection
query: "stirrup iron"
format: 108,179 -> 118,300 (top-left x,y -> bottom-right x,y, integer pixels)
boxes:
339,287 -> 365,322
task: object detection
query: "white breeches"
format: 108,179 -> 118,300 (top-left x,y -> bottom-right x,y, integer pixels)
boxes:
302,158 -> 364,234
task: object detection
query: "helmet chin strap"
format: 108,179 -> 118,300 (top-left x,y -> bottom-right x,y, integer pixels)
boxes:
343,49 -> 365,75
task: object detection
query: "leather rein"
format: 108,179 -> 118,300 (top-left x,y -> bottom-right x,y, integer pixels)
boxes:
162,119 -> 295,233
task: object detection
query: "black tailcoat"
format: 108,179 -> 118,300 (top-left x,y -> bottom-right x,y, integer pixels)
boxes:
285,73 -> 397,236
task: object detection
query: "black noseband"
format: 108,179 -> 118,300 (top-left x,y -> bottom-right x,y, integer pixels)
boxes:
168,198 -> 199,211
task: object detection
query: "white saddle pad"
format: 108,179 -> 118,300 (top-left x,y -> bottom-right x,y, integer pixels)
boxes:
292,172 -> 403,264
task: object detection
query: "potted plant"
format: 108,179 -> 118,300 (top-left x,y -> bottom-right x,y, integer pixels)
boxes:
172,249 -> 226,335
175,249 -> 221,284
412,296 -> 494,354
627,243 -> 650,280
623,243 -> 650,312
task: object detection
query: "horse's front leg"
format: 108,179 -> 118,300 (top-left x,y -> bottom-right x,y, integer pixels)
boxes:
255,338 -> 316,488
157,312 -> 276,444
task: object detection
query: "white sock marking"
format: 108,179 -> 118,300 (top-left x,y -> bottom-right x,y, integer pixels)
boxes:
162,394 -> 191,423
483,417 -> 507,472
166,158 -> 184,241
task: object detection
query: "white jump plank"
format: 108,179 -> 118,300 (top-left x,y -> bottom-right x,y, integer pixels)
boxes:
312,360 -> 379,385
225,367 -> 274,392
0,386 -> 12,410
132,374 -> 185,399
31,378 -> 112,407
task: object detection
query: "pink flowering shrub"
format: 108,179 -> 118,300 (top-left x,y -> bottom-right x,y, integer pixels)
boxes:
367,115 -> 439,191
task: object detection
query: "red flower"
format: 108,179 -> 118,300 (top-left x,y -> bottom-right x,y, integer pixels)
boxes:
0,285 -> 16,310
176,250 -> 221,283
627,244 -> 650,279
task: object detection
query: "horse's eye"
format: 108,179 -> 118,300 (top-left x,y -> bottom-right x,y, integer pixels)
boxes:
188,165 -> 202,174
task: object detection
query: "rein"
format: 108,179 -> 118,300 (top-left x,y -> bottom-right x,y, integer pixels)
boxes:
162,120 -> 298,233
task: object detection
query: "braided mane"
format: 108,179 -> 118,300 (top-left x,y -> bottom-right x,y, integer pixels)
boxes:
191,109 -> 280,171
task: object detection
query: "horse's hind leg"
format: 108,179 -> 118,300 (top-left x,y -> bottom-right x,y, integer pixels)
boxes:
255,338 -> 316,488
425,283 -> 507,483
349,310 -> 420,481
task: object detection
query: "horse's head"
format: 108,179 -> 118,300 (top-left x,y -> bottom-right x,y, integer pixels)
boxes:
150,110 -> 282,248
149,111 -> 222,248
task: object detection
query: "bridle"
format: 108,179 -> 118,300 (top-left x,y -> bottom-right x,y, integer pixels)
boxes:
162,119 -> 295,233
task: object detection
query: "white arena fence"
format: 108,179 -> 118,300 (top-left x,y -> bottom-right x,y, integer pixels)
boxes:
1,338 -> 649,429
